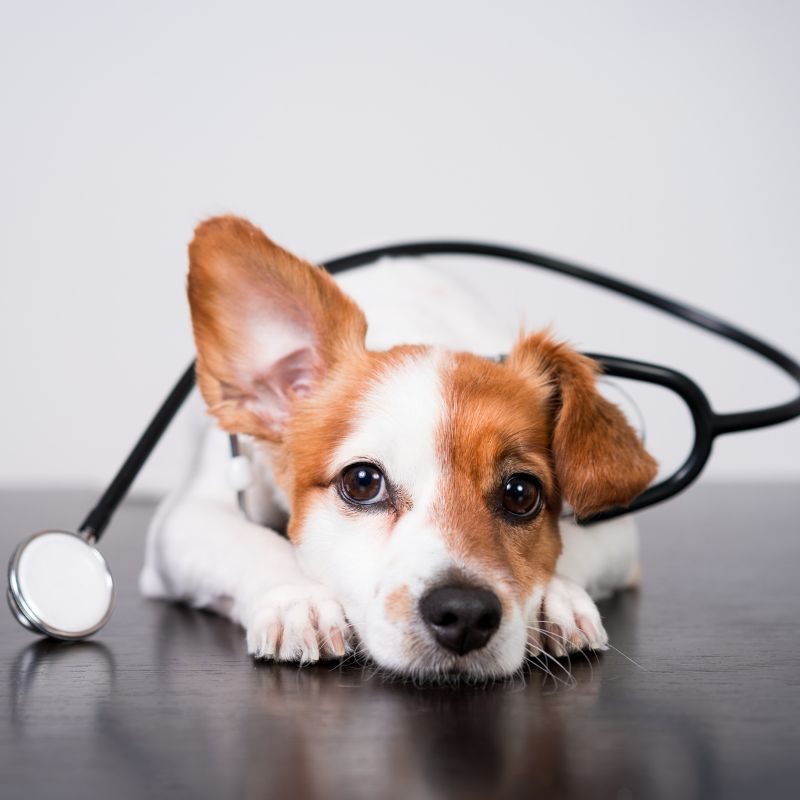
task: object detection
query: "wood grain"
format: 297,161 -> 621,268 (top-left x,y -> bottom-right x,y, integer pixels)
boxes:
1,484 -> 798,799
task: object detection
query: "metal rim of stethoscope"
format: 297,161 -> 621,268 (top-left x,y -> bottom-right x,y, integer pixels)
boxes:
7,239 -> 800,641
7,529 -> 115,640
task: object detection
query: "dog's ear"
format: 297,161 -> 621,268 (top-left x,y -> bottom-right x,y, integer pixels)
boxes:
187,215 -> 367,441
507,331 -> 657,518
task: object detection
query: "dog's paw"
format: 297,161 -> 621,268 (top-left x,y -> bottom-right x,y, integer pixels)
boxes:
245,582 -> 351,663
529,576 -> 608,658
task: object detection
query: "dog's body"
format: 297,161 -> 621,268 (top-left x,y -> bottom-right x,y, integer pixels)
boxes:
141,218 -> 654,680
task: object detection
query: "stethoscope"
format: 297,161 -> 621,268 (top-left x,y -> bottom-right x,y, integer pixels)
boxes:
7,241 -> 800,642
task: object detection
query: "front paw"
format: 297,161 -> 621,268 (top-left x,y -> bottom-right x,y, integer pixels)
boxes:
530,576 -> 609,658
245,582 -> 351,663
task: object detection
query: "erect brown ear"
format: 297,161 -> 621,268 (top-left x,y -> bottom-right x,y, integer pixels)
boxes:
507,331 -> 658,518
187,215 -> 367,441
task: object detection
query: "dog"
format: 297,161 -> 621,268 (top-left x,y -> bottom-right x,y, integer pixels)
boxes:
140,215 -> 657,681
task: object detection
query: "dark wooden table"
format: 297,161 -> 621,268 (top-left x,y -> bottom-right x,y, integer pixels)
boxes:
1,485 -> 798,800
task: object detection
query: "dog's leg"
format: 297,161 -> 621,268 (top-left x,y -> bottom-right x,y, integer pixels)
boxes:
140,429 -> 350,663
555,515 -> 640,600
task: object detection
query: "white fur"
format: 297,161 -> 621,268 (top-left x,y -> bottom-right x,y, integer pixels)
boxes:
142,261 -> 639,677
336,260 -> 514,355
140,427 -> 350,661
329,349 -> 445,500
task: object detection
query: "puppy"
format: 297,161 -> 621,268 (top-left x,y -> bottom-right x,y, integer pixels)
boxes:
141,216 -> 657,680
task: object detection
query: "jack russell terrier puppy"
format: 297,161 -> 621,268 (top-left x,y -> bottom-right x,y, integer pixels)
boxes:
141,216 -> 657,681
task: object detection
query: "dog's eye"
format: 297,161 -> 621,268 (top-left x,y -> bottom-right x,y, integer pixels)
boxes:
501,474 -> 543,519
340,463 -> 386,505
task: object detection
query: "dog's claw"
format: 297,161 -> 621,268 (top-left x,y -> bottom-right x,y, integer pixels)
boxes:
326,626 -> 347,658
261,622 -> 281,658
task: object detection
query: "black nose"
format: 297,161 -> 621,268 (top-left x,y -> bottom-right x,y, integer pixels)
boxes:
419,585 -> 502,655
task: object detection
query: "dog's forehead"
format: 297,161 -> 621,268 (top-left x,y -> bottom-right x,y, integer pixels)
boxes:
327,347 -> 551,488
330,349 -> 446,497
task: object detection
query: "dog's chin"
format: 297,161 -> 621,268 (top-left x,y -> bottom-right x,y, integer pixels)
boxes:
353,629 -> 529,685
362,651 -> 527,685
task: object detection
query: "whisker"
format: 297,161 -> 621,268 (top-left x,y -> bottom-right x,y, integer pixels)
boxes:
605,642 -> 646,671
527,633 -> 577,682
532,620 -> 602,668
527,651 -> 574,689
527,624 -> 601,682
536,646 -> 577,685
524,655 -> 558,689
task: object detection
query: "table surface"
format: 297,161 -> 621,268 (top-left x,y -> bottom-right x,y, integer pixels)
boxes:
1,484 -> 798,800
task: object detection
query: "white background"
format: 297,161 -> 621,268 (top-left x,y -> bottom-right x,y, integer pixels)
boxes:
1,1 -> 798,494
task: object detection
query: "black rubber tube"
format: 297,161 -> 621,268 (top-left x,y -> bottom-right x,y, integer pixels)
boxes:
77,240 -> 800,535
78,363 -> 196,539
323,241 -> 800,433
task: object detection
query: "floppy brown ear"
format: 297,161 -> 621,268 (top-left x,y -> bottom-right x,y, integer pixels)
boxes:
507,331 -> 658,518
187,215 -> 367,441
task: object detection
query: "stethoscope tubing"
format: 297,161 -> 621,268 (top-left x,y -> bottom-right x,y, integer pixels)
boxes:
323,240 -> 800,432
78,240 -> 800,538
78,363 -> 197,541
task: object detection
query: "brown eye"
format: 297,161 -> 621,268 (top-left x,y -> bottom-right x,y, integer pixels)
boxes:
340,463 -> 386,505
501,474 -> 543,519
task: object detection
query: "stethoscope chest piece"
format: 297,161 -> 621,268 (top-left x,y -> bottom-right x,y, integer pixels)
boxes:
7,530 -> 114,640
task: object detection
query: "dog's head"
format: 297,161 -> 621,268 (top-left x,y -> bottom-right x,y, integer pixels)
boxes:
188,216 -> 657,679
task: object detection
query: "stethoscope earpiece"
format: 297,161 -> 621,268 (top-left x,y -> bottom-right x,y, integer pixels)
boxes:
226,452 -> 254,493
7,530 -> 114,640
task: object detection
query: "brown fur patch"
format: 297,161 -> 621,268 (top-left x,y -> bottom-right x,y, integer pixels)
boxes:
506,331 -> 658,518
384,585 -> 413,624
435,351 -> 563,600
